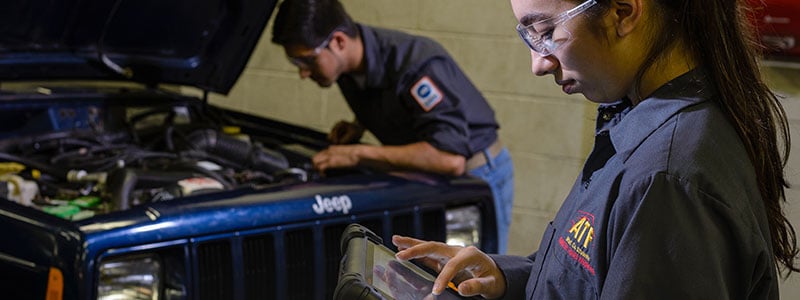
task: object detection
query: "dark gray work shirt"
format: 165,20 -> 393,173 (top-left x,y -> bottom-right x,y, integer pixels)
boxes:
336,24 -> 498,157
493,69 -> 778,299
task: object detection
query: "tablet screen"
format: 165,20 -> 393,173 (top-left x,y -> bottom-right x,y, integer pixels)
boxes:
368,242 -> 463,300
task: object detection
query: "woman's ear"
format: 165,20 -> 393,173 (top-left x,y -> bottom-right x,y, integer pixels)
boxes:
612,0 -> 643,37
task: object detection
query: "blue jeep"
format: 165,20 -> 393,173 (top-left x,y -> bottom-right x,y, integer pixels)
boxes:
0,0 -> 497,299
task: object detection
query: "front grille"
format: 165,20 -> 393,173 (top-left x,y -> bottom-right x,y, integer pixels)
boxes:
196,241 -> 234,300
285,228 -> 314,300
242,234 -> 276,300
193,208 -> 446,300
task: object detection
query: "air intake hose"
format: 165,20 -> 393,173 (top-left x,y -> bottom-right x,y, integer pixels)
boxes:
185,129 -> 289,173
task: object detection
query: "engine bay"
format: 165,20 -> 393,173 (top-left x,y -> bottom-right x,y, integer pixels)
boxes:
0,87 -> 322,221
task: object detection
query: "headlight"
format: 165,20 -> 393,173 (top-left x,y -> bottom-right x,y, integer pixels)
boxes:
98,254 -> 161,300
445,205 -> 481,248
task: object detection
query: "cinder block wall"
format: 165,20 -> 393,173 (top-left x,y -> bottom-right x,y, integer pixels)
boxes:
765,66 -> 800,297
207,0 -> 800,296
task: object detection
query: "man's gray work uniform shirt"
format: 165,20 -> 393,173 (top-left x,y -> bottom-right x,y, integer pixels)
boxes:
493,69 -> 778,299
336,24 -> 498,158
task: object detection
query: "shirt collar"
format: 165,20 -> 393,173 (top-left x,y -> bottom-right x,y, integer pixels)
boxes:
608,68 -> 714,161
344,24 -> 386,89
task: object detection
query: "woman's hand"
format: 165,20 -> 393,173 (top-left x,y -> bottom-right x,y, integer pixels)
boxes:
393,235 -> 507,299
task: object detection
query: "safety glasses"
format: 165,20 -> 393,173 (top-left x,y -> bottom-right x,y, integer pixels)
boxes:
515,0 -> 597,56
288,31 -> 335,69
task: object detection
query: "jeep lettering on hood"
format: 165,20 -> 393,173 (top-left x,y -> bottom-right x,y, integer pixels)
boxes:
312,194 -> 352,215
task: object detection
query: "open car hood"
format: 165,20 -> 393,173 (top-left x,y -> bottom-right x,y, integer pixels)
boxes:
0,0 -> 277,94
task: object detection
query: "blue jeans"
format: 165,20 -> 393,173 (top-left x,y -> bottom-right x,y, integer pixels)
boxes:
469,147 -> 514,254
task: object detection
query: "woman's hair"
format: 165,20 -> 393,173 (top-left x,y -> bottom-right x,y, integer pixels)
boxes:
271,0 -> 359,47
587,0 -> 798,275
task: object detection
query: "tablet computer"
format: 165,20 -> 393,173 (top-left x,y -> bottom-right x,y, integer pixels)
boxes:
334,223 -> 469,300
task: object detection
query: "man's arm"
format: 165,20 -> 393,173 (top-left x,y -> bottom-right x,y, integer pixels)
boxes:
312,141 -> 466,176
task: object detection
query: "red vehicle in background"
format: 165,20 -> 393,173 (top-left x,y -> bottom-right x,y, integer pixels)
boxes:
749,0 -> 800,60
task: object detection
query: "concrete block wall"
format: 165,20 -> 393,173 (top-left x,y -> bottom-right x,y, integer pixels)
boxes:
764,66 -> 800,297
206,0 -> 800,297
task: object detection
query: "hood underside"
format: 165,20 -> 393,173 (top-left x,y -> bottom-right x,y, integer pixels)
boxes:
0,0 -> 277,94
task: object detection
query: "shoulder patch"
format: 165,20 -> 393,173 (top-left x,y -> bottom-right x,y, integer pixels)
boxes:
410,76 -> 443,112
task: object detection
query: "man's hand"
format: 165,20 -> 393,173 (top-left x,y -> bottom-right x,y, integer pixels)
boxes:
312,145 -> 364,174
393,235 -> 507,299
312,142 -> 466,176
328,120 -> 364,144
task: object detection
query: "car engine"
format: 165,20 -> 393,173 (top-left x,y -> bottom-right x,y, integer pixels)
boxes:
0,90 -> 320,220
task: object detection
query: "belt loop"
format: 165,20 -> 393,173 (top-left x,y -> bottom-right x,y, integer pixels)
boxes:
482,148 -> 495,169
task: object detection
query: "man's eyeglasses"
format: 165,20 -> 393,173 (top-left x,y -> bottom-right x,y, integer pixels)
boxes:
515,0 -> 597,56
288,32 -> 335,69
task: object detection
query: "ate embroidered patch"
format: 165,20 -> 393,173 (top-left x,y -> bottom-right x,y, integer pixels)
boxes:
558,210 -> 597,275
410,76 -> 443,112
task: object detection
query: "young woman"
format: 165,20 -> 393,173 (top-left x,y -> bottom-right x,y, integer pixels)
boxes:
393,0 -> 799,298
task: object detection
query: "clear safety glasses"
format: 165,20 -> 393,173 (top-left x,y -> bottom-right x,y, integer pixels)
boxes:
515,0 -> 597,56
288,31 -> 335,69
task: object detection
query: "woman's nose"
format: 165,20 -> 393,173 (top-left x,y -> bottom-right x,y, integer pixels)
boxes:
531,51 -> 558,76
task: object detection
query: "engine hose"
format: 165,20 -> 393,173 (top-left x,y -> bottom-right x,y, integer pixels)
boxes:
105,169 -> 196,210
0,152 -> 69,180
185,129 -> 289,173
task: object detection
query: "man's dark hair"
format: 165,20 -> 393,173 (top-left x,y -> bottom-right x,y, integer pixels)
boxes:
271,0 -> 359,47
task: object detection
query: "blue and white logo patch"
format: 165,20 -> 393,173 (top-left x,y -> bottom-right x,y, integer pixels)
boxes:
410,76 -> 443,112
